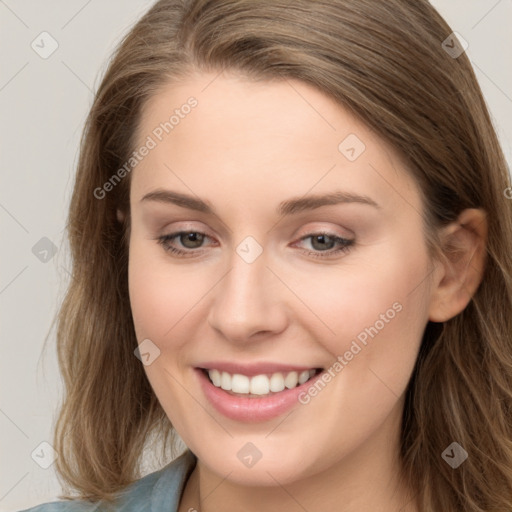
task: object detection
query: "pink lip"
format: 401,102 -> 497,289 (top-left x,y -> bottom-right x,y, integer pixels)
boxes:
195,367 -> 324,423
197,361 -> 320,377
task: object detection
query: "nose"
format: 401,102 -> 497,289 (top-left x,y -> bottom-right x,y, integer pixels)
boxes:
207,248 -> 289,343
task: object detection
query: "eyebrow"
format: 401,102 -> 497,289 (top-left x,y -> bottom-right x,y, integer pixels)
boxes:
140,189 -> 381,215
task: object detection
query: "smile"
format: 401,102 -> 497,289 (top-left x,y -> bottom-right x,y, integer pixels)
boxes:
195,362 -> 326,421
203,368 -> 321,396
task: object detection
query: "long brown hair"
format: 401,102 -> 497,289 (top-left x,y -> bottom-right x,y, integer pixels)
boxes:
48,1 -> 512,510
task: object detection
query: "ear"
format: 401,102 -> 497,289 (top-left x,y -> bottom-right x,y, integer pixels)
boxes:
428,208 -> 488,323
116,208 -> 125,223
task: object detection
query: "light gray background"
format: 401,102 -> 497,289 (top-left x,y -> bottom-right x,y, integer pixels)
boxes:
1,1 -> 511,511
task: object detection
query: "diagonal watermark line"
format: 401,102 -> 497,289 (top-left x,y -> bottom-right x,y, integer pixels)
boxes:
201,67 -> 225,93
451,212 -> 490,279
0,472 -> 29,502
368,162 -> 423,218
60,265 -> 78,285
265,471 -> 311,512
405,265 -> 436,298
0,0 -> 29,28
0,408 -> 29,439
0,202 -> 29,233
266,164 -> 337,235
471,60 -> 512,105
162,367 -> 234,438
163,163 -> 232,234
471,0 -> 503,30
0,61 -> 29,92
284,79 -> 336,131
163,268 -> 233,337
368,367 -> 399,398
61,60 -> 93,93
265,266 -> 336,336
196,468 -> 234,505
264,409 -> 295,438
61,0 -> 93,29
0,265 -> 28,295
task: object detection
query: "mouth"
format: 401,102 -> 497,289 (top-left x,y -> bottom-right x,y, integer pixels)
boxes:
199,367 -> 324,398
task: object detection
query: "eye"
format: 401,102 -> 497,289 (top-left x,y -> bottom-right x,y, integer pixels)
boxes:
156,231 -> 213,257
294,232 -> 354,259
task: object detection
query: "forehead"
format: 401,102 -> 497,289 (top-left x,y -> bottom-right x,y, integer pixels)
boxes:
131,71 -> 422,216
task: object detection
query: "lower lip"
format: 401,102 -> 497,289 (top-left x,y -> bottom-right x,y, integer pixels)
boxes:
196,368 -> 324,422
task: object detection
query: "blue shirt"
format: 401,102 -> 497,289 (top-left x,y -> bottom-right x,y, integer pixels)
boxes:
17,449 -> 197,512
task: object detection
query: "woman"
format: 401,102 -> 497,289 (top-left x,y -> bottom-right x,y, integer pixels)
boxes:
20,0 -> 512,511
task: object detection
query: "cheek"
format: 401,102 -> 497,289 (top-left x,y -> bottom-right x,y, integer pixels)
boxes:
127,238 -> 206,422
280,236 -> 431,388
128,237 -> 195,342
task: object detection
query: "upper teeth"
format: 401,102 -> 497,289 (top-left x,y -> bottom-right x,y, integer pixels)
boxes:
207,369 -> 317,395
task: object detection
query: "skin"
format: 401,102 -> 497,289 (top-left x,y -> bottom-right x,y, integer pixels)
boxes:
124,71 -> 487,512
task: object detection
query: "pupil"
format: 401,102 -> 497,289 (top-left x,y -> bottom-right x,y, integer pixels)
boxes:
182,232 -> 203,248
312,234 -> 333,251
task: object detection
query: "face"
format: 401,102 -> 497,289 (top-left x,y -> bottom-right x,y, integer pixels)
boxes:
127,71 -> 435,486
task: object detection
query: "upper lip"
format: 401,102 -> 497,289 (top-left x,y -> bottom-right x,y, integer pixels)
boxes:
197,361 -> 323,377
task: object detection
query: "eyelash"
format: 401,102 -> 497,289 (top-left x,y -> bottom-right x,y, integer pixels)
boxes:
155,231 -> 354,259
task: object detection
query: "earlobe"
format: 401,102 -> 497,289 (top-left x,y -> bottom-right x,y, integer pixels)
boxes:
428,208 -> 488,323
116,209 -> 125,223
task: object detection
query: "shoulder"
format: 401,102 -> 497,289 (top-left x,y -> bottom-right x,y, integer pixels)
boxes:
17,449 -> 197,512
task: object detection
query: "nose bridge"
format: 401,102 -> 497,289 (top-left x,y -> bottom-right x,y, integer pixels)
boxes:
207,243 -> 287,341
